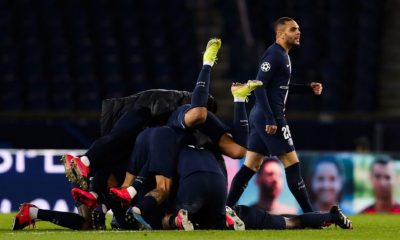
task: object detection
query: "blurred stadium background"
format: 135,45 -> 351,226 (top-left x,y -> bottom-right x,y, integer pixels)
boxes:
0,0 -> 399,216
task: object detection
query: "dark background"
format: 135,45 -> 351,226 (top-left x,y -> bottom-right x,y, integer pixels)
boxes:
0,0 -> 398,151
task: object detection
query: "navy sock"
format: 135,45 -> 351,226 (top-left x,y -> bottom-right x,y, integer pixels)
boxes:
133,176 -> 145,192
231,101 -> 249,147
37,209 -> 85,230
89,169 -> 110,203
296,212 -> 338,228
226,165 -> 256,206
168,215 -> 177,229
285,163 -> 314,212
136,195 -> 158,217
132,161 -> 150,192
191,65 -> 211,107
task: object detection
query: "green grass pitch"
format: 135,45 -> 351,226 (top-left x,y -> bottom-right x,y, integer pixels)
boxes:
1,213 -> 400,240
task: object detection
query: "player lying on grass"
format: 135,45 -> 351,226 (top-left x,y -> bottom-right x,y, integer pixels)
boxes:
12,169 -> 142,230
231,205 -> 352,230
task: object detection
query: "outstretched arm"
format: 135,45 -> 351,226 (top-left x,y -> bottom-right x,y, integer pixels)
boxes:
289,82 -> 323,95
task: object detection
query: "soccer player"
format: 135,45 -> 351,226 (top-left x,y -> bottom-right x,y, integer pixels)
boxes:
233,205 -> 352,230
12,202 -> 92,231
61,89 -> 216,190
162,82 -> 261,231
162,146 -> 238,231
227,17 -> 323,213
12,171 -> 140,231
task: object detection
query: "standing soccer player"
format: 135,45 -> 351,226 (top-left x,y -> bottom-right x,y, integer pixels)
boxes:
227,17 -> 323,213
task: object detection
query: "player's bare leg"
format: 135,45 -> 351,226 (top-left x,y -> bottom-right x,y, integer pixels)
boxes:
244,151 -> 264,171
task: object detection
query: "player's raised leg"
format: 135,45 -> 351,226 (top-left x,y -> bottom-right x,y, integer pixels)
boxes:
183,38 -> 221,128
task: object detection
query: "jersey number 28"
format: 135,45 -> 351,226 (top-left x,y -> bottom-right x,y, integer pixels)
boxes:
282,125 -> 292,140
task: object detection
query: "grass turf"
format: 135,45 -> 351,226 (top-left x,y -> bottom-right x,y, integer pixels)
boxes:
1,213 -> 399,240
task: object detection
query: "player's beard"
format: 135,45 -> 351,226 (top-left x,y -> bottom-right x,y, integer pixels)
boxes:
260,184 -> 279,198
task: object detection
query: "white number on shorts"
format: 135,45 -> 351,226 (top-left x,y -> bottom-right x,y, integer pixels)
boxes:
282,125 -> 292,140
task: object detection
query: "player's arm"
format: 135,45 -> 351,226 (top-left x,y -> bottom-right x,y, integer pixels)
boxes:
218,133 -> 247,159
199,112 -> 246,159
183,106 -> 207,128
167,104 -> 208,130
289,82 -> 323,95
254,55 -> 278,134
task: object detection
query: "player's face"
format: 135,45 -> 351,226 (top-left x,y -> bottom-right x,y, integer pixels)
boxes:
371,163 -> 394,199
257,162 -> 283,198
311,162 -> 342,205
280,21 -> 301,46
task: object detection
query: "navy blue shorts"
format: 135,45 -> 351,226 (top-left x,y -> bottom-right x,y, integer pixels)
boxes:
234,205 -> 286,230
127,127 -> 152,175
167,104 -> 191,129
175,172 -> 227,229
247,108 -> 295,156
127,126 -> 180,179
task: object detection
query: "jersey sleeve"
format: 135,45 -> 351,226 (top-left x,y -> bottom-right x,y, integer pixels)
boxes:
198,112 -> 229,144
166,104 -> 192,129
255,54 -> 280,125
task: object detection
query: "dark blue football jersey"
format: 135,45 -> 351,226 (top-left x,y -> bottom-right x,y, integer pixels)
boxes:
254,43 -> 292,124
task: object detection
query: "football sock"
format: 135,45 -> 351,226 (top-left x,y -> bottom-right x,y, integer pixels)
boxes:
169,215 -> 177,229
285,163 -> 314,212
231,101 -> 249,147
127,186 -> 137,199
226,165 -> 256,206
28,207 -> 38,219
191,65 -> 211,107
89,169 -> 110,202
132,177 -> 144,192
296,212 -> 338,228
37,209 -> 85,230
90,192 -> 98,199
80,156 -> 90,167
135,196 -> 158,217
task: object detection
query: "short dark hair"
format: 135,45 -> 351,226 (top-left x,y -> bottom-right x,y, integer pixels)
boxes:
273,17 -> 295,32
370,156 -> 392,173
258,156 -> 280,174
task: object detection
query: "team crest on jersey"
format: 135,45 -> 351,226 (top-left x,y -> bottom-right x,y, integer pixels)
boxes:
260,62 -> 271,72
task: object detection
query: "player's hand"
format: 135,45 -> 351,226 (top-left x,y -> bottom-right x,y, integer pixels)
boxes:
310,82 -> 323,95
265,125 -> 277,134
